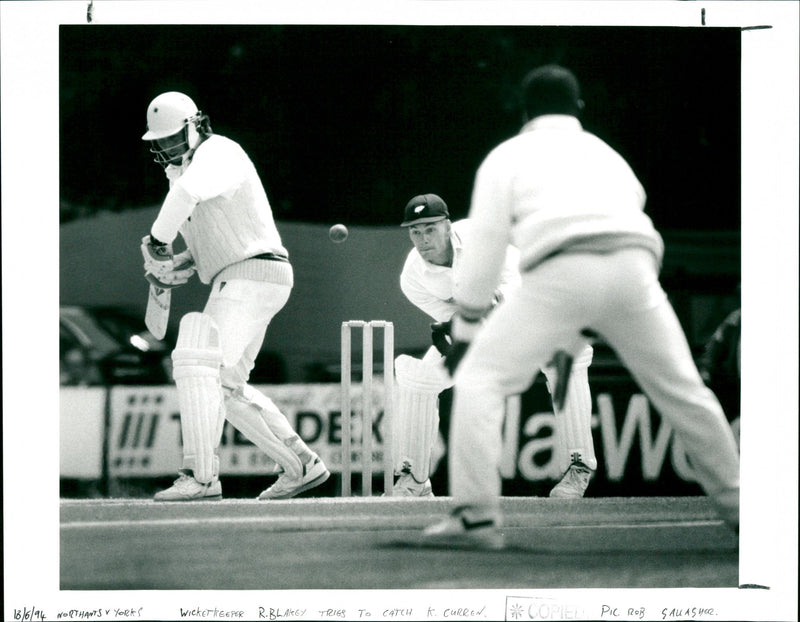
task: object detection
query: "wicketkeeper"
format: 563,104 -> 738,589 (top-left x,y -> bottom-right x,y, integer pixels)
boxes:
140,91 -> 329,501
393,193 -> 598,497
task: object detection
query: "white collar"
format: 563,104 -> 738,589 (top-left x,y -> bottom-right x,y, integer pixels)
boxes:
521,115 -> 582,134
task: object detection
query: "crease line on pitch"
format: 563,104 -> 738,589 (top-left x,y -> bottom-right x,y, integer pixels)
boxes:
60,515 -> 433,529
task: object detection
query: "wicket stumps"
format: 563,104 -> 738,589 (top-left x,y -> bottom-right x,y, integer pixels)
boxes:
340,320 -> 394,496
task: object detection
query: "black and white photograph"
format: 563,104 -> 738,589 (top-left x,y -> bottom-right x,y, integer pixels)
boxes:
2,1 -> 797,620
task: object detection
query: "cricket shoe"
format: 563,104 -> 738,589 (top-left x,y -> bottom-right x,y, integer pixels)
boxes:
391,473 -> 434,497
549,461 -> 594,499
154,470 -> 222,501
420,505 -> 504,550
258,455 -> 330,500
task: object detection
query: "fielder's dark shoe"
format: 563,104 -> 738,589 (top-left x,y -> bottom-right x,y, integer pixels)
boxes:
421,505 -> 504,550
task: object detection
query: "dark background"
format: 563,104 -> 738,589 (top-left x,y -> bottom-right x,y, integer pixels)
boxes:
58,23 -> 744,499
60,25 -> 741,231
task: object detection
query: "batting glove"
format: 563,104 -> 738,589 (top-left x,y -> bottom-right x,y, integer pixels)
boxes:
141,235 -> 196,289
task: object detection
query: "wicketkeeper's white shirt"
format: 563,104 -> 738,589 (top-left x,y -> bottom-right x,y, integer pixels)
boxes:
400,218 -> 521,322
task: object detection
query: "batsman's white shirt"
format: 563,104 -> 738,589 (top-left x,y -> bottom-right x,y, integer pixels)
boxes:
400,218 -> 521,323
151,134 -> 291,288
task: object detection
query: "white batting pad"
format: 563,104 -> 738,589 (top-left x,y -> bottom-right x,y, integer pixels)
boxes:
223,384 -> 304,479
393,355 -> 444,481
421,346 -> 455,390
171,312 -> 224,483
543,345 -> 596,471
395,354 -> 450,393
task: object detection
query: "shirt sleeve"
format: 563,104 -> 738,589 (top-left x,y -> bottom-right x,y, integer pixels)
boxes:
400,258 -> 457,322
176,140 -> 245,203
455,152 -> 514,315
150,138 -> 245,244
150,183 -> 196,244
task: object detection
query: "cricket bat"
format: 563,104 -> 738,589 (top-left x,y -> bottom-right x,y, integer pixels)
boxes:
145,285 -> 171,340
143,252 -> 195,340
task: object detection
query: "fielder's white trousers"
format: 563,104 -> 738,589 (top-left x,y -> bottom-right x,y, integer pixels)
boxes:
450,248 -> 739,525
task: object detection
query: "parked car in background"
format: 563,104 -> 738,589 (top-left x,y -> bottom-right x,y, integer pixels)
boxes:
60,305 -> 287,385
60,305 -> 172,386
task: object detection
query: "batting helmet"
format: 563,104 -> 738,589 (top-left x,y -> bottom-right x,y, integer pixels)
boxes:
142,91 -> 210,167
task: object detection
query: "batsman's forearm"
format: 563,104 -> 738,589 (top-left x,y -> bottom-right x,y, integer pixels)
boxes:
151,183 -> 197,244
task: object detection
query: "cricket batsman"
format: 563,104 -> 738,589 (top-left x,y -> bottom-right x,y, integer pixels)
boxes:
393,193 -> 597,497
140,91 -> 329,501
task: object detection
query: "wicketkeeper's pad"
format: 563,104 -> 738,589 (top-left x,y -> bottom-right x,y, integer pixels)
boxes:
543,345 -> 597,471
392,354 -> 450,482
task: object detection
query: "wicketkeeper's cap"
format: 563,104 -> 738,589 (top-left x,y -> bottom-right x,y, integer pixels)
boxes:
401,194 -> 449,227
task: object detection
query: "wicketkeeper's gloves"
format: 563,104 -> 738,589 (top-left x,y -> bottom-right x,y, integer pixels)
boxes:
430,319 -> 453,356
443,313 -> 482,376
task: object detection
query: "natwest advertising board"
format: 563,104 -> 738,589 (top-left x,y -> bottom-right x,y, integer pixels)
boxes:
501,368 -> 739,497
69,366 -> 738,496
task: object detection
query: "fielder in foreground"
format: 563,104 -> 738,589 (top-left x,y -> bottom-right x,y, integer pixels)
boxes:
140,91 -> 329,501
423,65 -> 740,548
394,193 -> 597,498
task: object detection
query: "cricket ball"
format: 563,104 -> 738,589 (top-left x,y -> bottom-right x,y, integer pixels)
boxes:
329,224 -> 349,243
